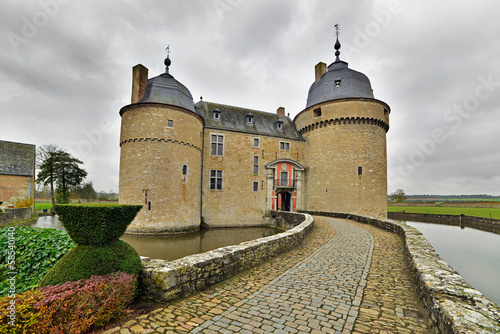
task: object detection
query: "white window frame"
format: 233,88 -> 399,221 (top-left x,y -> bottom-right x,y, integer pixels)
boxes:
253,137 -> 260,148
279,141 -> 290,151
210,133 -> 224,156
210,169 -> 223,190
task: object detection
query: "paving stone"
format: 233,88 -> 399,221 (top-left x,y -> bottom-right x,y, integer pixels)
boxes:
95,217 -> 434,334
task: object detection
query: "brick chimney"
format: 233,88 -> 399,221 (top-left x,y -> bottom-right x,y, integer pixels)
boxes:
131,64 -> 148,104
315,62 -> 327,82
277,107 -> 285,118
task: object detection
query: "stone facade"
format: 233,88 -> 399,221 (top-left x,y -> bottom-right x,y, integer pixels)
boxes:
0,140 -> 36,210
119,38 -> 390,233
201,128 -> 305,227
295,99 -> 390,219
119,104 -> 204,234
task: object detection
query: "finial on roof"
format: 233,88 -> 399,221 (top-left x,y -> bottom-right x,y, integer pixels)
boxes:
334,24 -> 341,62
164,45 -> 171,72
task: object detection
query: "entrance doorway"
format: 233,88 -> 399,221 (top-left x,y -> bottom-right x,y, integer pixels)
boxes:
276,191 -> 292,211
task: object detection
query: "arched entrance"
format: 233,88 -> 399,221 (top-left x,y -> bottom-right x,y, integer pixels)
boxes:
276,191 -> 292,212
265,159 -> 304,212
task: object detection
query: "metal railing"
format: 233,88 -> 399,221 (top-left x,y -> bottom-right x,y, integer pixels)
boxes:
274,179 -> 297,188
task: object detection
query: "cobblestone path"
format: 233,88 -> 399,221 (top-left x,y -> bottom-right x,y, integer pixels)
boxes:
99,217 -> 434,334
192,218 -> 373,333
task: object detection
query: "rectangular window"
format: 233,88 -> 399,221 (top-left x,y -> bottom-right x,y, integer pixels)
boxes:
253,156 -> 259,175
210,134 -> 224,156
210,170 -> 223,190
280,171 -> 288,187
167,119 -> 174,127
279,141 -> 290,150
253,181 -> 259,192
253,137 -> 260,148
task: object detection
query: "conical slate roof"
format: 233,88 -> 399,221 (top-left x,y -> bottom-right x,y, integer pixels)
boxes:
305,36 -> 374,108
137,57 -> 195,112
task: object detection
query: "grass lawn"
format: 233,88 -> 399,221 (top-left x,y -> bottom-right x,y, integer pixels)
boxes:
35,201 -> 52,211
388,205 -> 500,220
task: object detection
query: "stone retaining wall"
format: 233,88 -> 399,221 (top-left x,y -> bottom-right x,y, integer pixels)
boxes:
140,212 -> 313,303
302,211 -> 500,334
388,212 -> 500,234
0,208 -> 32,226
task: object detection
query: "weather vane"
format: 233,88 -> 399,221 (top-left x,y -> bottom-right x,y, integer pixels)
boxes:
164,44 -> 172,70
334,24 -> 340,39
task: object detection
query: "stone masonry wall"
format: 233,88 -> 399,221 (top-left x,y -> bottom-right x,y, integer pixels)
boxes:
0,208 -> 32,226
202,128 -> 305,227
119,104 -> 204,234
0,175 -> 33,208
294,99 -> 389,219
140,212 -> 312,303
302,210 -> 500,334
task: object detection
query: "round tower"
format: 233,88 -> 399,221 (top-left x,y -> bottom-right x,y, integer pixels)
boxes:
295,33 -> 390,219
119,54 -> 204,234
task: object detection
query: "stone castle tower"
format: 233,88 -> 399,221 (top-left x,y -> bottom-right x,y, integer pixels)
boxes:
119,55 -> 204,234
118,33 -> 390,234
294,34 -> 390,219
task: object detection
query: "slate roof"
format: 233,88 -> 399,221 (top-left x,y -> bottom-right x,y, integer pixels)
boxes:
306,60 -> 374,109
137,71 -> 195,112
0,140 -> 36,176
194,101 -> 304,141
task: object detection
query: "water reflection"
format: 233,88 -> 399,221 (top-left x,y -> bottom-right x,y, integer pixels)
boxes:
31,216 -> 278,262
30,215 -> 65,230
121,227 -> 277,261
403,221 -> 500,306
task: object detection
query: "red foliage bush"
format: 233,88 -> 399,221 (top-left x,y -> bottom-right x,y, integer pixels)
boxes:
0,272 -> 136,334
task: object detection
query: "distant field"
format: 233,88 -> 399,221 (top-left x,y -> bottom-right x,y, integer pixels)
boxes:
35,202 -> 52,211
387,205 -> 500,220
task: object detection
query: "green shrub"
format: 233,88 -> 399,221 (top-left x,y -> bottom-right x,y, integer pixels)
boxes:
54,204 -> 142,246
0,272 -> 136,334
39,240 -> 142,287
0,226 -> 75,296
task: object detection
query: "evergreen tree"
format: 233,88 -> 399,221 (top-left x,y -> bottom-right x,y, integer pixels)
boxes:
37,145 -> 87,212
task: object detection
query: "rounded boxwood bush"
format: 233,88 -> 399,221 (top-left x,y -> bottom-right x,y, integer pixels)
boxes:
54,204 -> 142,246
39,239 -> 142,287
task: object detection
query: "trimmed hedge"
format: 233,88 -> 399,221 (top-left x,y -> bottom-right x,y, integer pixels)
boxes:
0,272 -> 136,334
54,204 -> 142,246
39,240 -> 142,287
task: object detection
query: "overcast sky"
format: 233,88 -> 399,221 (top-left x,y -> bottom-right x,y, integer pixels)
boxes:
1,0 -> 499,195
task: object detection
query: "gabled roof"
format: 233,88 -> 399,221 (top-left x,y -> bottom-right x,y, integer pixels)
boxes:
194,101 -> 304,141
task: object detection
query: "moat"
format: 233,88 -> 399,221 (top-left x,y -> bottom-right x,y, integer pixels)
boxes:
32,216 -> 278,261
404,220 -> 500,305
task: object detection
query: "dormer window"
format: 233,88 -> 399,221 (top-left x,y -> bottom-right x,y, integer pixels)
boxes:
213,108 -> 221,120
335,79 -> 341,87
276,119 -> 284,130
246,114 -> 254,125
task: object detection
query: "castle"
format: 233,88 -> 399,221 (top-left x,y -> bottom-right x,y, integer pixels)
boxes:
118,35 -> 390,234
